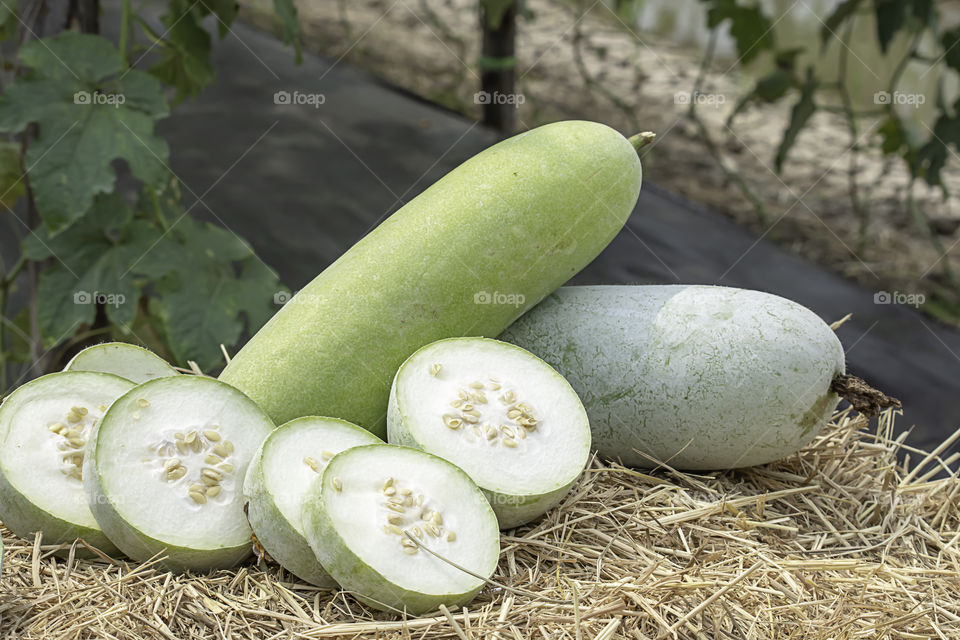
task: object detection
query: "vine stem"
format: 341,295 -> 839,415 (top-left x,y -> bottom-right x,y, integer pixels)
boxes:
835,22 -> 870,257
689,28 -> 769,227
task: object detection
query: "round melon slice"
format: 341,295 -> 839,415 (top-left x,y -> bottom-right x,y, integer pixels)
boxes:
65,342 -> 178,384
0,371 -> 135,555
302,444 -> 499,615
244,416 -> 381,586
83,376 -> 275,571
388,338 -> 591,529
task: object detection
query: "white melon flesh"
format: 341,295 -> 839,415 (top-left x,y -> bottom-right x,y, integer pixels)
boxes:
83,376 -> 275,571
244,416 -> 381,586
65,342 -> 178,384
388,338 -> 591,529
302,444 -> 499,615
0,372 -> 135,555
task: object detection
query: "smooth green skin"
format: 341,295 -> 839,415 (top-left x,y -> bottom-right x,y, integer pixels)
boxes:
387,338 -> 588,529
243,416 -> 381,587
220,121 -> 643,438
501,285 -> 846,470
302,445 -> 499,616
84,377 -> 275,572
0,372 -> 133,558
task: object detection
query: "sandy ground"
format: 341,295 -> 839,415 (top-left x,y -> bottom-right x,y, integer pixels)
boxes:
239,0 -> 960,320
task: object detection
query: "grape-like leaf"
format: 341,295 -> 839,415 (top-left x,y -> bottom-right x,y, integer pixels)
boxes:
942,28 -> 960,72
148,3 -> 215,103
0,32 -> 170,234
703,0 -> 774,65
27,193 -> 161,345
874,0 -> 904,54
137,216 -> 280,371
775,68 -> 817,173
272,0 -> 302,63
819,0 -> 862,48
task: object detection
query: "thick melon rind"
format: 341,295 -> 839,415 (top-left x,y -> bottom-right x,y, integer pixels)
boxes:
243,416 -> 381,588
84,376 -> 274,571
0,465 -> 118,556
219,120 -> 643,437
0,371 -> 134,557
387,338 -> 589,529
501,285 -> 846,470
301,445 -> 498,615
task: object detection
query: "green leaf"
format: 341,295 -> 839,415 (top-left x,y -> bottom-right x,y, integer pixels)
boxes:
0,33 -> 170,233
197,0 -> 238,37
0,141 -> 24,211
915,108 -> 960,188
28,193 -> 161,345
877,117 -> 905,156
148,5 -> 214,103
910,0 -> 932,23
273,0 -> 302,63
754,68 -> 792,101
820,0 -> 862,48
874,0 -> 905,54
703,0 -> 774,65
775,67 -> 817,173
481,0 -> 515,29
941,28 -> 960,72
18,32 -> 121,82
138,216 -> 280,371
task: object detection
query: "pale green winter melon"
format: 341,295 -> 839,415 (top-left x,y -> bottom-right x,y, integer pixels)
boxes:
302,444 -> 500,615
387,338 -> 590,529
500,285 -> 846,470
0,371 -> 134,556
243,416 -> 381,587
220,121 -> 645,437
64,342 -> 178,384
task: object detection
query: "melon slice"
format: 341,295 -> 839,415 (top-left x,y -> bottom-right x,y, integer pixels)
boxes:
0,371 -> 134,555
83,376 -> 275,570
302,444 -> 499,615
65,342 -> 178,384
388,338 -> 591,529
244,416 -> 381,586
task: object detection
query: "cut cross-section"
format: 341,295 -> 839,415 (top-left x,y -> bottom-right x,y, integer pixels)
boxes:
83,376 -> 275,570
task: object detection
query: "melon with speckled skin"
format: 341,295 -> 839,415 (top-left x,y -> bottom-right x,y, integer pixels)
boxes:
500,285 -> 845,470
219,121 -> 644,438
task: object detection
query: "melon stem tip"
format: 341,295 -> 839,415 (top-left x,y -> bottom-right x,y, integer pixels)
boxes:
628,131 -> 656,152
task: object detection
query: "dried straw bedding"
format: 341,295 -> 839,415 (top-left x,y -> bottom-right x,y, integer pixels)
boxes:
0,408 -> 957,639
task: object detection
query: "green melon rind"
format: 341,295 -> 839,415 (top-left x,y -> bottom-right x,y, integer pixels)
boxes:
386,338 -> 589,529
84,376 -> 274,571
244,417 -> 381,587
64,342 -> 178,384
0,371 -> 134,557
500,285 -> 846,470
301,445 -> 499,616
219,120 -> 643,438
